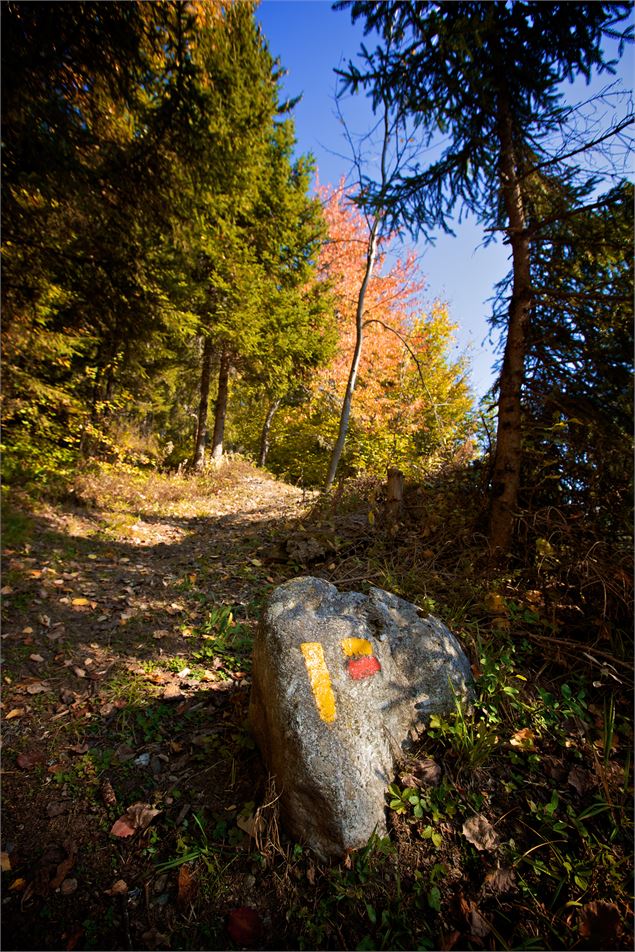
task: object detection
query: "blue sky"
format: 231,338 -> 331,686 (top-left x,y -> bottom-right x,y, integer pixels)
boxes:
256,0 -> 634,399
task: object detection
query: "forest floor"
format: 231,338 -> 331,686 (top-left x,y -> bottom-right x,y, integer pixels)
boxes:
1,460 -> 632,951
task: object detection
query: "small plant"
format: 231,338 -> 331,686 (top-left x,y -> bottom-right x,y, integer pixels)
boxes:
388,780 -> 458,845
156,812 -> 227,872
475,639 -> 527,725
191,604 -> 252,673
427,704 -> 499,772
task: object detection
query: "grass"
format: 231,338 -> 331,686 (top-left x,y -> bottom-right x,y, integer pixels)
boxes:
73,455 -> 262,519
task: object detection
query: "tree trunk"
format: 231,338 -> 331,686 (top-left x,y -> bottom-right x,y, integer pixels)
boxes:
324,223 -> 380,491
488,95 -> 532,556
192,335 -> 214,470
211,347 -> 230,461
258,398 -> 281,467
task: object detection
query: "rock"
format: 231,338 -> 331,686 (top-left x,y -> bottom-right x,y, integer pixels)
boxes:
248,576 -> 472,859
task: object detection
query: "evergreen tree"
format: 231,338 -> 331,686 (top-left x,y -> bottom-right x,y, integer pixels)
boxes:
505,180 -> 634,532
1,1 -> 200,470
187,5 -> 332,467
336,0 -> 632,553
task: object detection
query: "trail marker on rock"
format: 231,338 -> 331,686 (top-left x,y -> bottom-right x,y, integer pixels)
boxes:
249,576 -> 473,859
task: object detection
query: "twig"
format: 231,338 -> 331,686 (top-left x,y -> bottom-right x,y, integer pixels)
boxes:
523,631 -> 633,672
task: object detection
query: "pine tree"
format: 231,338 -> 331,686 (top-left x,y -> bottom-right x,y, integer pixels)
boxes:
337,0 -> 633,553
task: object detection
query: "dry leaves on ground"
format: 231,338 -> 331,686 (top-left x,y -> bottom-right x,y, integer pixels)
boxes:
111,802 -> 161,838
462,814 -> 500,851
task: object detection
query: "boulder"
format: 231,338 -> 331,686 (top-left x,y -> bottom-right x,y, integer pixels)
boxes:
248,576 -> 472,859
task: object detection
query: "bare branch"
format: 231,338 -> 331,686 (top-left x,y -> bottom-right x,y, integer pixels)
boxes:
518,113 -> 635,181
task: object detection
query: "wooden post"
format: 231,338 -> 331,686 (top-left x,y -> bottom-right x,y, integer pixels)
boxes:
385,467 -> 404,529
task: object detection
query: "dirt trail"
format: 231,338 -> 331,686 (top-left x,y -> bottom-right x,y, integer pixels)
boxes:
1,468 -> 318,951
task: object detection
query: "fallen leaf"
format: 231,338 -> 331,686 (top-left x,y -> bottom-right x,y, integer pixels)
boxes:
510,727 -> 536,750
9,877 -> 27,892
5,707 -> 26,720
60,877 -> 78,895
71,597 -> 90,606
67,743 -> 89,755
153,629 -> 170,640
1,851 -> 12,871
17,750 -> 47,769
145,671 -> 168,685
26,681 -> 49,694
110,816 -> 136,838
104,879 -> 128,896
484,866 -> 516,893
462,815 -> 500,851
29,654 -> 44,663
227,907 -> 262,947
177,863 -> 197,909
72,667 -> 86,679
578,900 -> 622,946
1,585 -> 14,595
111,801 -> 161,837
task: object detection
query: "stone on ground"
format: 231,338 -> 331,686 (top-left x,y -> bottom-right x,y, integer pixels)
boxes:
248,576 -> 472,859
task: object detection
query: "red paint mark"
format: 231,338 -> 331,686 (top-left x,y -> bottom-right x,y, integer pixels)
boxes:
348,656 -> 381,680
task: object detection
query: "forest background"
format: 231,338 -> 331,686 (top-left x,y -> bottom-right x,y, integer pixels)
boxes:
2,0 -> 633,541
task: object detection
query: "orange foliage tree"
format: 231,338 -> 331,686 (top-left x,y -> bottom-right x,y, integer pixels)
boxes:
313,181 -> 474,478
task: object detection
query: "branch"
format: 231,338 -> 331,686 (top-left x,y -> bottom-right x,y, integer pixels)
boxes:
517,113 -> 635,181
362,318 -> 444,429
532,286 -> 629,303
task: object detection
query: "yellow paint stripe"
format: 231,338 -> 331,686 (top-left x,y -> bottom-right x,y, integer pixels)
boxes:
340,637 -> 373,657
301,642 -> 337,723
